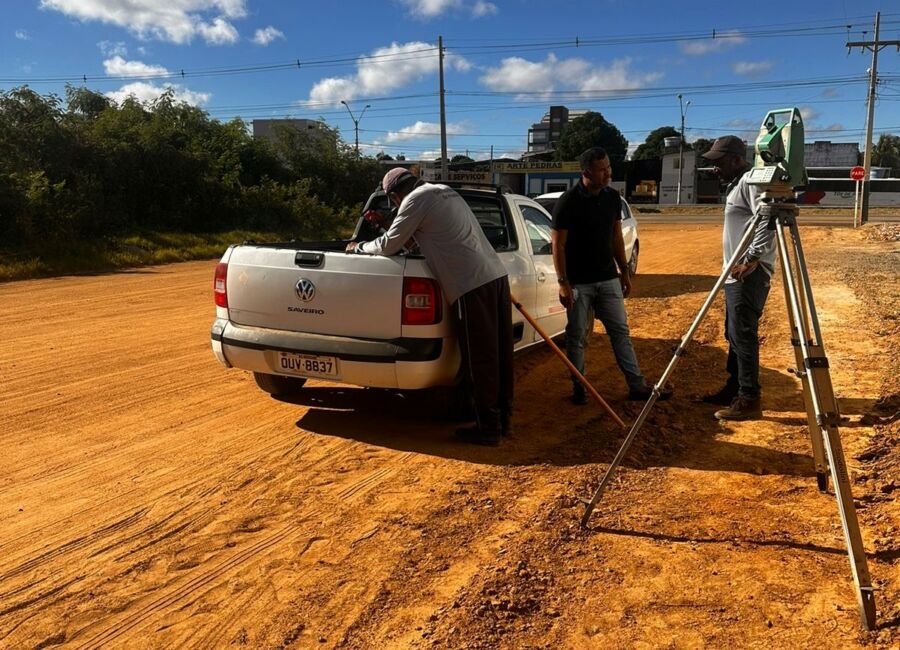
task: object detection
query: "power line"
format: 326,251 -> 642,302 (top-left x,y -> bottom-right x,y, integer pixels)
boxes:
4,16 -> 900,86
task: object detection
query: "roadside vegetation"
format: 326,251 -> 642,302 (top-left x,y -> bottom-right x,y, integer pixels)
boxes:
0,86 -> 382,281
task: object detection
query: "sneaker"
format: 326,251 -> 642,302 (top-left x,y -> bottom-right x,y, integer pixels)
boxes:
571,385 -> 588,406
700,384 -> 739,406
455,425 -> 502,447
715,396 -> 763,421
628,381 -> 674,401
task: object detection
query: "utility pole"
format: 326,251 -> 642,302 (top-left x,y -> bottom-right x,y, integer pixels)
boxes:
438,36 -> 448,181
340,100 -> 370,159
847,12 -> 900,224
490,144 -> 494,183
677,94 -> 690,205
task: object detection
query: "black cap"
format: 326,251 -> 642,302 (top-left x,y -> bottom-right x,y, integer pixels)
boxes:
703,135 -> 747,161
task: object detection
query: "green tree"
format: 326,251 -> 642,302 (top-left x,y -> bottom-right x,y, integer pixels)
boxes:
555,112 -> 628,172
691,138 -> 715,159
65,85 -> 112,120
632,126 -> 683,160
872,133 -> 900,172
451,154 -> 474,164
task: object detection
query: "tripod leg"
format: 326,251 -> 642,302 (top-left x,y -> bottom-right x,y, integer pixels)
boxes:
580,212 -> 765,526
775,220 -> 877,631
775,232 -> 830,492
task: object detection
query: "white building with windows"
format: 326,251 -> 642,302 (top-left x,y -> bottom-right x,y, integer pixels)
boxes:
659,151 -> 696,204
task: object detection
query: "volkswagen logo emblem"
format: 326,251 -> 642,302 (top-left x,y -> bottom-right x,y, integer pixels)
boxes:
295,278 -> 316,302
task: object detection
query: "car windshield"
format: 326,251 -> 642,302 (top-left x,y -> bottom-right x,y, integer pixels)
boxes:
535,198 -> 557,213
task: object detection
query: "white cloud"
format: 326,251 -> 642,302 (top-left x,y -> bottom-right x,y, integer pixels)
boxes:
196,17 -> 239,45
103,55 -> 168,77
680,31 -> 746,55
731,60 -> 773,77
40,0 -> 245,45
479,54 -> 662,97
15,29 -> 31,41
384,121 -> 467,143
798,106 -> 821,122
399,0 -> 461,19
105,81 -> 210,106
725,118 -> 757,129
252,26 -> 284,45
98,40 -> 127,56
810,123 -> 844,133
822,88 -> 839,98
472,1 -> 497,17
309,41 -> 470,106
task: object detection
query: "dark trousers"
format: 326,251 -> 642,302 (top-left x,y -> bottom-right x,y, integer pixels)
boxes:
724,267 -> 771,399
455,276 -> 514,433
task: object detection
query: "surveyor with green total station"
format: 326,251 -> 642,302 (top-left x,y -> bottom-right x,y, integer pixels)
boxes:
701,135 -> 776,420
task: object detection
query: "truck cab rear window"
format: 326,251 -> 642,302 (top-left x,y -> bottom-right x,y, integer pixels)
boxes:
464,196 -> 515,251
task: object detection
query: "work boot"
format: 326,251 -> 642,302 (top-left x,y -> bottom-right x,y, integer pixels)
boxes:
571,384 -> 588,406
700,383 -> 739,406
628,380 -> 674,401
455,425 -> 502,447
715,395 -> 763,421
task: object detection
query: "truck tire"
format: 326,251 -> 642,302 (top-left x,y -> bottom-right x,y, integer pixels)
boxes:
253,372 -> 307,396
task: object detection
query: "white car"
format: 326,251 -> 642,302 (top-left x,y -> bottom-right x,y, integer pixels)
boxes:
533,191 -> 640,275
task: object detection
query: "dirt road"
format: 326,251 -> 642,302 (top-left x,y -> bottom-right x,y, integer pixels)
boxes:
1,224 -> 897,649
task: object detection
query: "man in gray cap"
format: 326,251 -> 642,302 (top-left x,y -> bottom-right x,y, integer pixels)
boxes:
346,168 -> 513,446
700,135 -> 775,420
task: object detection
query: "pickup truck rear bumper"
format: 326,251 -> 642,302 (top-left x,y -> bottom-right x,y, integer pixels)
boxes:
211,319 -> 459,390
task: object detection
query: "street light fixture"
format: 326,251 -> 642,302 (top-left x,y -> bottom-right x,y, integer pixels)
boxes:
341,100 -> 371,158
677,94 -> 691,205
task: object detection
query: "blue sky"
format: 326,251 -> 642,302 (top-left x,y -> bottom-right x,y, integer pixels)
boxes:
3,1 -> 900,160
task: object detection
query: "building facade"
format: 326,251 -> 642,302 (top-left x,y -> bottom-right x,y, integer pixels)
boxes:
252,118 -> 323,145
804,141 -> 859,167
526,106 -> 588,154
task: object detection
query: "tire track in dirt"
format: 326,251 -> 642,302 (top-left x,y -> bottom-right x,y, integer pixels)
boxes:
68,450 -> 418,646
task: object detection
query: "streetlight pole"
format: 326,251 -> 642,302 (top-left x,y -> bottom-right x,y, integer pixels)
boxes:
341,100 -> 370,158
677,94 -> 690,205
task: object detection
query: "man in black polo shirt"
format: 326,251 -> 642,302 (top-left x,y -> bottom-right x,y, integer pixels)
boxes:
551,147 -> 673,405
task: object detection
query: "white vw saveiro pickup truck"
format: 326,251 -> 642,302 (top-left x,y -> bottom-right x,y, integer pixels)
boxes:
210,183 -> 638,396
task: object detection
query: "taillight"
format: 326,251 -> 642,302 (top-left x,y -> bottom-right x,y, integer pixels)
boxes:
214,262 -> 228,308
402,277 -> 441,325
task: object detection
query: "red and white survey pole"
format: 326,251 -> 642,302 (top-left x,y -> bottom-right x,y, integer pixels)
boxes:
851,165 -> 866,227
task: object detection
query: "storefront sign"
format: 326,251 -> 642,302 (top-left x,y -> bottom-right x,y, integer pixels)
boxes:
493,161 -> 581,173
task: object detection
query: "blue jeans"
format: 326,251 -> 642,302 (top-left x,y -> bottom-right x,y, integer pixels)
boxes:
724,267 -> 771,399
566,278 -> 645,391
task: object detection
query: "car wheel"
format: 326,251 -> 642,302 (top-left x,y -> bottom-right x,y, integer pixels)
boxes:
253,372 -> 307,396
628,241 -> 639,275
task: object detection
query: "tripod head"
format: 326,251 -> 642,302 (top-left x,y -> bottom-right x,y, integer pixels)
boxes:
746,107 -> 808,223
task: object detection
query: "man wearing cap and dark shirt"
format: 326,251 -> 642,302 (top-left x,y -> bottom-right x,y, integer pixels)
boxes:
700,135 -> 775,420
551,147 -> 672,405
346,168 -> 514,446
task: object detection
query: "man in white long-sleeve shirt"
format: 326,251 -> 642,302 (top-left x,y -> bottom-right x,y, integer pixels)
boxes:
701,136 -> 775,421
346,168 -> 513,446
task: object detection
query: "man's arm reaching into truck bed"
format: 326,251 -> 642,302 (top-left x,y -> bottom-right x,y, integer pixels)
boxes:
354,191 -> 428,256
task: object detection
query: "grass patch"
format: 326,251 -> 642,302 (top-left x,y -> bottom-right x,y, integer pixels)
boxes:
0,230 -> 296,283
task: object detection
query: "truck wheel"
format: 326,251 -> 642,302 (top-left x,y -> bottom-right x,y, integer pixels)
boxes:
628,241 -> 639,275
253,372 -> 307,396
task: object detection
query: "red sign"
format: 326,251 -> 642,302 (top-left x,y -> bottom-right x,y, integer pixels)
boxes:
850,166 -> 866,181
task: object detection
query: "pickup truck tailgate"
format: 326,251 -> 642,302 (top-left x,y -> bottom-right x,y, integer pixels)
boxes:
225,246 -> 406,340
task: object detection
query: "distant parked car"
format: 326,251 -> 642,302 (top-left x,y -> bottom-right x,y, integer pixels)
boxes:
534,191 -> 640,275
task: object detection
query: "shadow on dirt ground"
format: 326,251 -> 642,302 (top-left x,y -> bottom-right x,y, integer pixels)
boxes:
282,333 -> 876,481
629,273 -> 719,298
